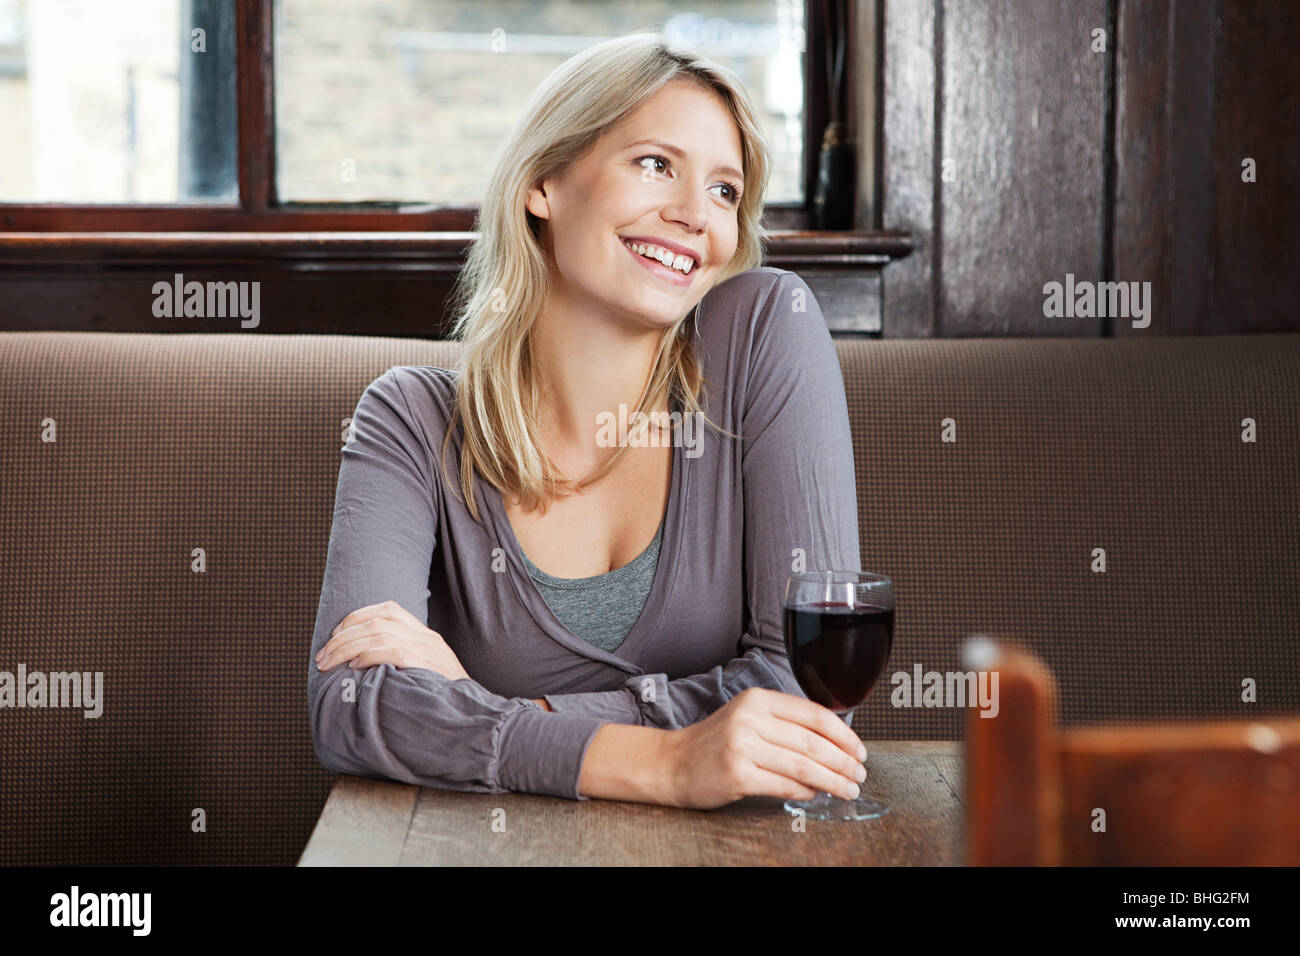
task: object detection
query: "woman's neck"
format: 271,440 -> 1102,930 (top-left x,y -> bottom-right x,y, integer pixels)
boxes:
530,293 -> 669,464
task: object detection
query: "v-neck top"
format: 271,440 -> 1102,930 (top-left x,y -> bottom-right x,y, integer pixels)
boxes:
308,267 -> 863,801
520,512 -> 665,653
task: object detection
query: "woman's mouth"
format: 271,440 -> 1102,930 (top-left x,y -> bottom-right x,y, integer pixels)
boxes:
621,237 -> 696,287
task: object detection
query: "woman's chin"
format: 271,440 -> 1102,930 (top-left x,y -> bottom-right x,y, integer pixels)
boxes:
613,297 -> 689,331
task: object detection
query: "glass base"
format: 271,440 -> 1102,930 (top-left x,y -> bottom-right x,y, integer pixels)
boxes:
784,791 -> 890,821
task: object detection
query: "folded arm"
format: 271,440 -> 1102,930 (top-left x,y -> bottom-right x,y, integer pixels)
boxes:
308,368 -> 610,798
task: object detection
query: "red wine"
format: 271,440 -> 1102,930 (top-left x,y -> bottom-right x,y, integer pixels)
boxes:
783,601 -> 894,712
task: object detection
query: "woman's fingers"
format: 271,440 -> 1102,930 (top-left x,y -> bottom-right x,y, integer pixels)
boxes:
747,765 -> 820,802
766,692 -> 867,761
318,625 -> 381,665
317,634 -> 417,671
319,601 -> 443,665
318,610 -> 382,663
346,645 -> 407,670
317,633 -> 375,669
327,600 -> 416,645
316,619 -> 467,679
754,716 -> 866,791
750,734 -> 863,800
318,614 -> 407,661
317,626 -> 406,669
329,601 -> 394,638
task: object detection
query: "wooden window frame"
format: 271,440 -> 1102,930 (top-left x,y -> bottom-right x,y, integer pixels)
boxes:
0,0 -> 860,234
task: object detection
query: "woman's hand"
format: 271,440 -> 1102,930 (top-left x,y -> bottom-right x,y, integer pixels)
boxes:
316,599 -> 470,680
660,687 -> 868,809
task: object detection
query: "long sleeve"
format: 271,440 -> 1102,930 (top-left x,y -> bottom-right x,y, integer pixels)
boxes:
308,368 -> 610,798
543,271 -> 862,728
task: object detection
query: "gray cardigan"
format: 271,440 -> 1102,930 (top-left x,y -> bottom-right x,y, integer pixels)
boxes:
308,267 -> 862,800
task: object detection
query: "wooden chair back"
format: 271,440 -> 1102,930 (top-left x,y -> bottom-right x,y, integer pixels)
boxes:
962,637 -> 1300,865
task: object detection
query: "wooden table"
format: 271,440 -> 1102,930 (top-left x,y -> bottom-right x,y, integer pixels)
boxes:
298,740 -> 963,866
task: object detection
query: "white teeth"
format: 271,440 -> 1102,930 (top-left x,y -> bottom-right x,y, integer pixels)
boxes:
624,239 -> 695,275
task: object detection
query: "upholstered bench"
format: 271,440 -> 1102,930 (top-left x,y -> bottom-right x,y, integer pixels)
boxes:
2,330 -> 1296,864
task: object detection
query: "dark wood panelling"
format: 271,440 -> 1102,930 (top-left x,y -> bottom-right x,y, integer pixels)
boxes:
799,270 -> 882,334
1212,0 -> 1300,332
1115,0 -> 1221,336
887,0 -> 1298,338
806,0 -> 832,212
0,232 -> 474,265
235,0 -> 277,211
1113,0 -> 1174,333
853,0 -> 880,229
8,2 -> 1296,337
0,204 -> 816,233
0,231 -> 911,338
939,0 -> 1107,336
0,231 -> 911,268
1102,0 -> 1300,336
1167,0 -> 1219,335
0,204 -> 473,232
0,273 -> 458,337
880,0 -> 938,337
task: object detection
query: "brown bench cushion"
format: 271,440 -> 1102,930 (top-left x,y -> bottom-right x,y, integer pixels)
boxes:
1,331 -> 1296,864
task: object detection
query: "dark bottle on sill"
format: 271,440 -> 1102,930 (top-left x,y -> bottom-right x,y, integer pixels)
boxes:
813,121 -> 855,230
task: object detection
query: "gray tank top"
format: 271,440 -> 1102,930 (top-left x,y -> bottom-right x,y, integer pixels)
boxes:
519,515 -> 665,653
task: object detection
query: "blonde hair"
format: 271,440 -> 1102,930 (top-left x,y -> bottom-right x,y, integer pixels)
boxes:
441,31 -> 771,522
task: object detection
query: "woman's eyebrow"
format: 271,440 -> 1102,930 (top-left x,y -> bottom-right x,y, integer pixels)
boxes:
622,137 -> 744,183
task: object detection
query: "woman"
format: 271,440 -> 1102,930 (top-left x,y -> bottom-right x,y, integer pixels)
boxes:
309,32 -> 867,809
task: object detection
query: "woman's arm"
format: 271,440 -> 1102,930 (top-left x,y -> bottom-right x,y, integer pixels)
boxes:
576,722 -> 677,802
578,688 -> 869,807
544,271 -> 861,729
309,368 -> 609,798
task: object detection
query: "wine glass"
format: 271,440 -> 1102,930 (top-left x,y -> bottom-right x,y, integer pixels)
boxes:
782,570 -> 895,821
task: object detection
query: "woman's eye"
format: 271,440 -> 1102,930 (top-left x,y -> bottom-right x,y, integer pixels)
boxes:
638,154 -> 669,176
638,154 -> 740,205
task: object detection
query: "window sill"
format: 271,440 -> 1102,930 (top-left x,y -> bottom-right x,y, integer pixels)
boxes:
0,229 -> 912,273
0,230 -> 910,336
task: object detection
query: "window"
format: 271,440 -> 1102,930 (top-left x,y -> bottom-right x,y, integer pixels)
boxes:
0,0 -> 854,231
0,0 -> 238,203
274,0 -> 806,205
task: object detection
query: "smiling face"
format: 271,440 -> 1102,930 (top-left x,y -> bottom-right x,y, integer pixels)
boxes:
525,78 -> 746,331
